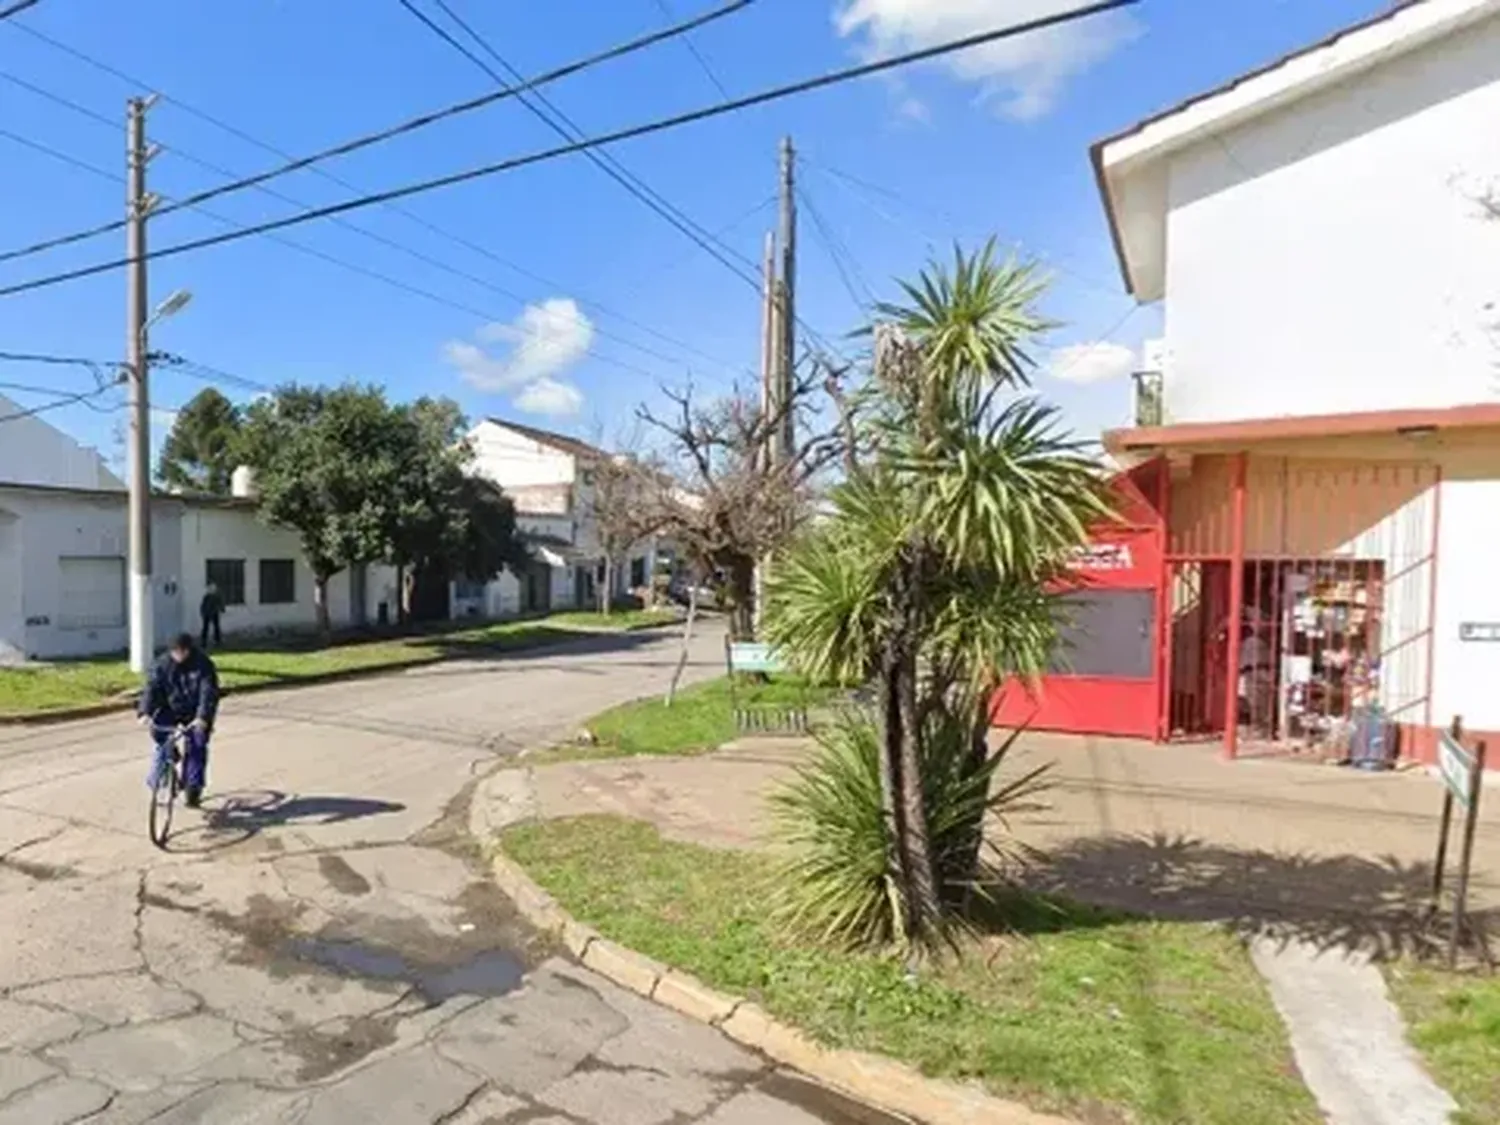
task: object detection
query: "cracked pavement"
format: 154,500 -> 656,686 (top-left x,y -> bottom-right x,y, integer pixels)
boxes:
0,629 -> 886,1124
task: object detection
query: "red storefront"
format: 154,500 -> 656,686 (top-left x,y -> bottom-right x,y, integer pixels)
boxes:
992,460 -> 1166,741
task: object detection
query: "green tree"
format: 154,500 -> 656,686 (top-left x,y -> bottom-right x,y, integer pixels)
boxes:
237,384 -> 408,636
157,387 -> 242,495
449,474 -> 531,585
763,243 -> 1113,948
384,399 -> 530,614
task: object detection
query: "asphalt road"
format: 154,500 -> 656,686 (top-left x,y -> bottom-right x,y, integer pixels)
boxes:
0,628 -> 888,1125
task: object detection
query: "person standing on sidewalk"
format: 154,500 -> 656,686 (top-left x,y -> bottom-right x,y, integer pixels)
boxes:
200,582 -> 224,650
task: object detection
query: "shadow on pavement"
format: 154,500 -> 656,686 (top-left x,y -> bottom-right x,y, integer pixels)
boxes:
165,789 -> 406,853
1027,831 -> 1498,964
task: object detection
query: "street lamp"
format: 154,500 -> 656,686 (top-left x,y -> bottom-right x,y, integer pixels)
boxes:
126,285 -> 193,674
148,288 -> 193,329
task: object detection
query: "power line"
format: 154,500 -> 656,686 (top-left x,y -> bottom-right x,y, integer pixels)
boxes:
796,183 -> 875,312
402,0 -> 762,289
0,0 -> 756,263
0,59 -> 751,376
810,157 -> 1124,297
412,0 -> 848,363
0,380 -> 124,423
0,0 -> 1137,299
0,0 -> 42,21
0,123 -> 762,383
652,0 -> 731,98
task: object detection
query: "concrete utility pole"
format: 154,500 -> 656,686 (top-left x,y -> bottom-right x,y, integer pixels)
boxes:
759,231 -> 778,470
126,95 -> 154,674
774,136 -> 797,466
754,231 -> 778,629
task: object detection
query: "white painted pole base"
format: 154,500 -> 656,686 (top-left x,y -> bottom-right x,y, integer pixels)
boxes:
128,572 -> 154,674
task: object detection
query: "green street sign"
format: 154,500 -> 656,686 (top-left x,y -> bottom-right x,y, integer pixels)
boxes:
1438,731 -> 1476,808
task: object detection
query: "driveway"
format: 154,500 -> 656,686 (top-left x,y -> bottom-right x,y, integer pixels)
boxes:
0,628 -> 885,1124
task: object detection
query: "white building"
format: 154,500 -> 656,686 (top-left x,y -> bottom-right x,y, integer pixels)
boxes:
0,403 -> 394,661
1012,0 -> 1500,765
454,419 -> 671,619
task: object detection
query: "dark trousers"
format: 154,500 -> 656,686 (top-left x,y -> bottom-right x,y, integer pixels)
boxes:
200,614 -> 222,649
149,720 -> 209,792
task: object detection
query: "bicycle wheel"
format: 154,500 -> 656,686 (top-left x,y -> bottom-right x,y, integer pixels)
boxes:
148,746 -> 178,849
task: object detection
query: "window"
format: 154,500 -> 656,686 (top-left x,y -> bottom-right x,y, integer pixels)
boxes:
57,556 -> 125,630
629,557 -> 647,588
205,559 -> 246,606
258,559 -> 295,605
453,577 -> 487,601
1049,590 -> 1155,680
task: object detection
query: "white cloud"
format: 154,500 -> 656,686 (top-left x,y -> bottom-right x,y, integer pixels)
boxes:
835,0 -> 1140,121
442,297 -> 594,415
514,377 -> 584,418
1047,340 -> 1135,384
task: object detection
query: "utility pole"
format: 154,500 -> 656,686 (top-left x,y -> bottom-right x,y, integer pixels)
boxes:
126,95 -> 154,674
774,136 -> 797,466
754,231 -> 778,629
758,231 -> 778,470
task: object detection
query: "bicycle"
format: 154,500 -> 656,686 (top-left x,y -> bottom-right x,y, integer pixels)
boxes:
147,722 -> 191,848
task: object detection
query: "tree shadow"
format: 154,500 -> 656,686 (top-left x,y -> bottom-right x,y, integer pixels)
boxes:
1020,831 -> 1498,964
164,788 -> 406,853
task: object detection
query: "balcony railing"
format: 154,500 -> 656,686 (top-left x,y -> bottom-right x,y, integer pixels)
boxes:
1133,370 -> 1163,427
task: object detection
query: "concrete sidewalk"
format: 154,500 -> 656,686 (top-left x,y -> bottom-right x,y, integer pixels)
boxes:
520,730 -> 1500,957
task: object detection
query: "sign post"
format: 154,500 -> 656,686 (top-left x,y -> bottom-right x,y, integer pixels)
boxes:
1429,716 -> 1487,968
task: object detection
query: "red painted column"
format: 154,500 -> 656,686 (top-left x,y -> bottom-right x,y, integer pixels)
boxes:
1223,452 -> 1248,759
1155,456 -> 1172,743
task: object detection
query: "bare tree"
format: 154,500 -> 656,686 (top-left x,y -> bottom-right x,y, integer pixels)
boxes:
635,365 -> 844,640
586,451 -> 663,615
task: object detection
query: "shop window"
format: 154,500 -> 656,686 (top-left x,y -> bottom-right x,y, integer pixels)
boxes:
258,559 -> 296,605
205,559 -> 246,606
1050,590 -> 1155,680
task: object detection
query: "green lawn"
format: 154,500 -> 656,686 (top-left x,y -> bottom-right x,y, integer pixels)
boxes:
582,674 -> 832,758
1385,963 -> 1500,1125
503,815 -> 1319,1125
0,615 -> 625,718
544,608 -> 680,632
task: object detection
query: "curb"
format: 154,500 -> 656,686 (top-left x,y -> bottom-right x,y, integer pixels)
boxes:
489,850 -> 1076,1125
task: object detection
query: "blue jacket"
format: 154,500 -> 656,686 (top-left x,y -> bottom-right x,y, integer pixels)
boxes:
139,650 -> 220,729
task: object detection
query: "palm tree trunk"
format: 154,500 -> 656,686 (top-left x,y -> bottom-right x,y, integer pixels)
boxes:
883,553 -> 940,941
896,644 -> 940,932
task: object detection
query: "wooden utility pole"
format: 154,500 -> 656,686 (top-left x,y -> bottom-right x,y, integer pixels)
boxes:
774,136 -> 798,466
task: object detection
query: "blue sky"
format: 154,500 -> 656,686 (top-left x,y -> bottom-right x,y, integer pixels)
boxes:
0,0 -> 1386,469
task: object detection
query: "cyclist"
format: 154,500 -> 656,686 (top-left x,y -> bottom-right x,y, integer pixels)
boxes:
138,631 -> 220,809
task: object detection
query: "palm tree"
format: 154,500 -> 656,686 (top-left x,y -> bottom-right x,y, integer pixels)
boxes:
763,242 -> 1112,948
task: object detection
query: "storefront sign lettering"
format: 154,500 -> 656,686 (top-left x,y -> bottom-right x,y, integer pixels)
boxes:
1073,543 -> 1134,572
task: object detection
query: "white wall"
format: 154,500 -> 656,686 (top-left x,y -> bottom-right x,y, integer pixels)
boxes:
0,488 -> 184,659
0,508 -> 22,662
4,488 -> 402,659
468,421 -> 577,488
1429,452 -> 1500,734
1159,16 -> 1500,424
0,394 -> 122,490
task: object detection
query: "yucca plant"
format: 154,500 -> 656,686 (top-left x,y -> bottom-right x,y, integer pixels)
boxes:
771,706 -> 1051,949
762,241 -> 1113,950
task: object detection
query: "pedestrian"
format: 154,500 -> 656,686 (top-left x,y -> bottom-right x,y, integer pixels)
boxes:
200,581 -> 224,650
